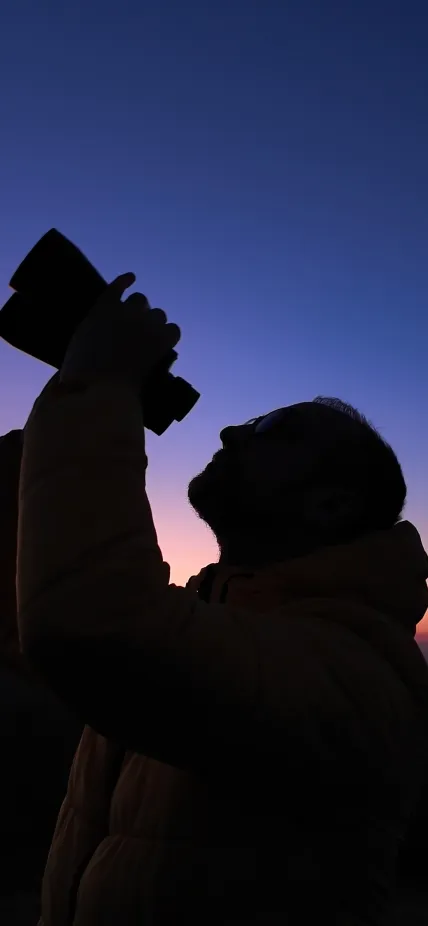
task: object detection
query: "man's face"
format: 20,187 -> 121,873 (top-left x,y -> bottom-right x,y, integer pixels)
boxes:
188,402 -> 359,543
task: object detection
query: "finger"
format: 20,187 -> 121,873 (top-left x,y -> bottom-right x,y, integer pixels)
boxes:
125,292 -> 151,312
107,272 -> 136,301
144,312 -> 179,340
165,322 -> 181,348
141,322 -> 181,372
148,308 -> 168,326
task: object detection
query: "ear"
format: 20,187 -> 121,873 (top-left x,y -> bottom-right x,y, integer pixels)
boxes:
304,486 -> 360,534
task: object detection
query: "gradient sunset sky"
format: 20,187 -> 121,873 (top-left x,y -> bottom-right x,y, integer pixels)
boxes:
0,1 -> 427,634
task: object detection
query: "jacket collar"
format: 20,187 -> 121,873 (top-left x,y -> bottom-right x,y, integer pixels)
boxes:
188,521 -> 428,636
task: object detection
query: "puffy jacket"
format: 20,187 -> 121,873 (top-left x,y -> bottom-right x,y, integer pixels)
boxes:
17,377 -> 428,926
0,428 -> 81,906
395,634 -> 428,892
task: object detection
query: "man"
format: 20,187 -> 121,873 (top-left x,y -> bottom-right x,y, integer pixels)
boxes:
17,276 -> 428,925
0,429 -> 81,923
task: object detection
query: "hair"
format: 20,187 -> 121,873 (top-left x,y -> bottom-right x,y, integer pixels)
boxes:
312,396 -> 407,530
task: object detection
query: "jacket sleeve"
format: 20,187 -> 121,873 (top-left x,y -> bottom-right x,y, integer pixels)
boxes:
17,376 -> 259,771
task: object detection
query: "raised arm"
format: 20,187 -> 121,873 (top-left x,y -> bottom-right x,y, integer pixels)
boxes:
17,282 -> 260,771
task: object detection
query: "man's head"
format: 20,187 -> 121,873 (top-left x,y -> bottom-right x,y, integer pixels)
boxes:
188,398 -> 406,566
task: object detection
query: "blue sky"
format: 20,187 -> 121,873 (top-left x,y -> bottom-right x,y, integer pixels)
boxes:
0,0 -> 427,617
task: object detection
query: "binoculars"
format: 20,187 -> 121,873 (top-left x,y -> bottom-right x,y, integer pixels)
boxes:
0,230 -> 200,434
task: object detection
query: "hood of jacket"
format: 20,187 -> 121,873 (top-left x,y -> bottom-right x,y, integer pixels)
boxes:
188,521 -> 428,716
188,521 -> 428,632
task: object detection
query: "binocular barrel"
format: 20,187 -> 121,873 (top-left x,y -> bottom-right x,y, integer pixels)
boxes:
0,230 -> 200,434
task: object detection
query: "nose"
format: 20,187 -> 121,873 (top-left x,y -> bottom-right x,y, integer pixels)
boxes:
220,424 -> 247,448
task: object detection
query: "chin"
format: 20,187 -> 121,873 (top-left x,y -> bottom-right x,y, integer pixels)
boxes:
188,466 -> 235,535
188,468 -> 216,516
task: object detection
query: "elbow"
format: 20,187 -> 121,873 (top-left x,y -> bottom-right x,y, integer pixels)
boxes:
18,617 -> 62,686
17,596 -> 79,701
19,625 -> 94,722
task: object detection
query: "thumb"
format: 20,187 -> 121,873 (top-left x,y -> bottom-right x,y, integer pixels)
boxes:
86,272 -> 137,320
104,272 -> 136,303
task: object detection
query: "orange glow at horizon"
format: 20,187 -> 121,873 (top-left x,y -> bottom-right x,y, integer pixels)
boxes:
418,613 -> 428,636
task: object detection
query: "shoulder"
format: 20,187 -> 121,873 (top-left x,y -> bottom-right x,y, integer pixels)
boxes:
255,600 -> 418,744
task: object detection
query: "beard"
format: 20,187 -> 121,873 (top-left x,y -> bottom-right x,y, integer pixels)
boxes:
187,452 -> 248,540
188,462 -> 305,567
189,450 -> 311,541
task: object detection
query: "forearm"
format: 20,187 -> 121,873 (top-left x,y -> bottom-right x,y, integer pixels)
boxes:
17,375 -> 169,653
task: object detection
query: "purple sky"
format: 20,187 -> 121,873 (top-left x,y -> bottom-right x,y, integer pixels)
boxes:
0,1 -> 427,627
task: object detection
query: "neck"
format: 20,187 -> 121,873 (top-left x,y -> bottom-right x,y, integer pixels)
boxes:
218,528 -> 322,570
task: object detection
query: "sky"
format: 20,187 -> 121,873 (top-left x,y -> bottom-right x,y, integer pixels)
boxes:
0,0 -> 427,635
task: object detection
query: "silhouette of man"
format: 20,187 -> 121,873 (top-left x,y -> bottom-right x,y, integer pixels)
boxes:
17,277 -> 428,926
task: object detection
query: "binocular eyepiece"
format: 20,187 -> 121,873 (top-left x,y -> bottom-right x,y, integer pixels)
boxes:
0,230 -> 200,435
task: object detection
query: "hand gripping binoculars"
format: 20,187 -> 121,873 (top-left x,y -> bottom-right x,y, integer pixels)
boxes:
0,229 -> 200,434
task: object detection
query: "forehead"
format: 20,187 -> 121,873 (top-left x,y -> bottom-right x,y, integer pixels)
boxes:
258,402 -> 363,445
264,402 -> 345,427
